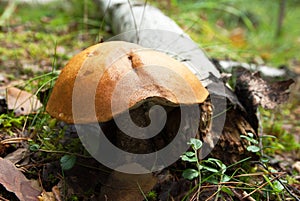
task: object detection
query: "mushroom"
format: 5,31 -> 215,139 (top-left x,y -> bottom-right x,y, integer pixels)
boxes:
46,41 -> 211,200
46,41 -> 208,124
46,40 -> 210,152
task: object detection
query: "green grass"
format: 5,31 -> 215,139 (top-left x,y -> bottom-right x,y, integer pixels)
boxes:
165,0 -> 300,66
0,0 -> 107,78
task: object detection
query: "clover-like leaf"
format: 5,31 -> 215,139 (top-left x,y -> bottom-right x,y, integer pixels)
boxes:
184,151 -> 195,157
181,155 -> 197,163
60,155 -> 76,171
188,138 -> 202,150
247,145 -> 260,152
182,168 -> 199,180
241,135 -> 258,144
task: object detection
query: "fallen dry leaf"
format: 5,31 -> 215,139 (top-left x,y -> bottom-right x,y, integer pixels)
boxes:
0,157 -> 41,201
5,86 -> 43,115
0,74 -> 8,85
4,148 -> 28,164
38,191 -> 56,201
292,161 -> 300,173
52,186 -> 62,201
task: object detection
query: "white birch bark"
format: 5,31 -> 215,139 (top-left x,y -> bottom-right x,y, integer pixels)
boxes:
96,0 -> 221,87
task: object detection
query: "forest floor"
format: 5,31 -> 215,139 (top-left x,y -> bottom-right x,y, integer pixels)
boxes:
0,0 -> 299,200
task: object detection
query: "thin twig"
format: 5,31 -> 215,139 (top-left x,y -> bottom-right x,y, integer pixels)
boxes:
242,172 -> 285,199
258,162 -> 300,201
204,187 -> 219,201
0,195 -> 10,201
38,149 -> 92,158
242,191 -> 256,201
139,0 -> 148,36
1,137 -> 29,144
234,171 -> 285,178
127,0 -> 139,43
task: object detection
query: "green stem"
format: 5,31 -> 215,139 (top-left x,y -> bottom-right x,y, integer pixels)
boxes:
195,147 -> 201,201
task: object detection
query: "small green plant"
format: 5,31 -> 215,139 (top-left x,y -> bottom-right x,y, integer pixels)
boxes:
181,138 -> 231,182
241,132 -> 260,153
0,113 -> 26,129
181,138 -> 234,200
180,138 -> 202,200
181,138 -> 202,180
67,195 -> 80,201
146,190 -> 157,201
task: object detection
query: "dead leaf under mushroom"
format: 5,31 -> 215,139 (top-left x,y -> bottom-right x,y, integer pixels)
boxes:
0,157 -> 41,201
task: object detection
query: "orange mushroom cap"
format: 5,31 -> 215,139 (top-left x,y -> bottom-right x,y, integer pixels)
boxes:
46,41 -> 209,124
